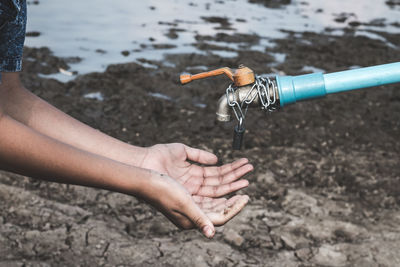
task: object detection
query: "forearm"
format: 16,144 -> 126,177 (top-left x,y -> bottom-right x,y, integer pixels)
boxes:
0,79 -> 147,167
0,112 -> 149,196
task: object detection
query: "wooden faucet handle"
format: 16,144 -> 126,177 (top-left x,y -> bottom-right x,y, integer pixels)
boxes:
180,65 -> 255,87
180,67 -> 234,84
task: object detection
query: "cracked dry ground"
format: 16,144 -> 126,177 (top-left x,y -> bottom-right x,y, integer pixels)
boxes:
1,29 -> 400,266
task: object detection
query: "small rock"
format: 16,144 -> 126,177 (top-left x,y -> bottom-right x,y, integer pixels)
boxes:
281,233 -> 296,250
348,21 -> 361,27
223,228 -> 244,247
95,49 -> 107,54
259,235 -> 274,249
149,220 -> 174,235
121,50 -> 130,57
25,230 -> 41,239
43,222 -> 51,230
257,170 -> 276,184
26,31 -> 41,37
270,233 -> 284,250
282,189 -> 322,216
295,247 -> 314,261
312,244 -> 347,267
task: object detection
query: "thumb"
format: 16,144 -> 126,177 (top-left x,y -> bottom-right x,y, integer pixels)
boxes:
184,145 -> 218,165
185,199 -> 215,238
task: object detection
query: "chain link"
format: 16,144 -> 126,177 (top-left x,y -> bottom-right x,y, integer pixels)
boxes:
225,75 -> 278,127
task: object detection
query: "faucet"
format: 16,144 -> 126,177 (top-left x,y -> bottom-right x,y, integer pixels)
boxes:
216,84 -> 258,122
180,62 -> 400,149
181,65 -> 275,122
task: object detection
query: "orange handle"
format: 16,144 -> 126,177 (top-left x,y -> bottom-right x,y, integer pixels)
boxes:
180,67 -> 234,84
180,65 -> 255,87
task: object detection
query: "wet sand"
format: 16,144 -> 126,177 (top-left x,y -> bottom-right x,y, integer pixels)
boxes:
1,1 -> 400,266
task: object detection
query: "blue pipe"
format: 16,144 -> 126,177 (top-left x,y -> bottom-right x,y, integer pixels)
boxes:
276,62 -> 400,107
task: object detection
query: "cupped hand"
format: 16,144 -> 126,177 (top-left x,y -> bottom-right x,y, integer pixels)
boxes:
193,194 -> 250,226
140,143 -> 253,197
143,171 -> 250,238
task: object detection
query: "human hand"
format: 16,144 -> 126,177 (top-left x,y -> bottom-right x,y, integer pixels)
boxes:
140,143 -> 253,198
141,170 -> 249,238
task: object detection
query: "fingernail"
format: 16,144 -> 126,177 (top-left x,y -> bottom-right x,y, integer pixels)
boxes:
203,225 -> 214,238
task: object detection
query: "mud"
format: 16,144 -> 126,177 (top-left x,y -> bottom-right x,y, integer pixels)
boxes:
247,0 -> 292,9
1,11 -> 400,267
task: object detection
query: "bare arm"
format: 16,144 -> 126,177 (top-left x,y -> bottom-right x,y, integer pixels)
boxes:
0,73 -> 147,167
0,111 -> 218,237
0,111 -> 138,191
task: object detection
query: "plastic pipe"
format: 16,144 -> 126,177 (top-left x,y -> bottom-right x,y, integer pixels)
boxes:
276,62 -> 400,107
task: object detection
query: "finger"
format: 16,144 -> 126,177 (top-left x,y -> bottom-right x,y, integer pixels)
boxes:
196,179 -> 249,197
203,164 -> 254,186
203,158 -> 250,177
206,195 -> 250,226
184,145 -> 218,165
179,196 -> 215,238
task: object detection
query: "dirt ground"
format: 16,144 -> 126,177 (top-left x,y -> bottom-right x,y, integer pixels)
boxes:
1,3 -> 400,266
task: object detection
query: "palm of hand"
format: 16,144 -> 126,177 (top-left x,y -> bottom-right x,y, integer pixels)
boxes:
140,143 -> 253,226
141,143 -> 252,197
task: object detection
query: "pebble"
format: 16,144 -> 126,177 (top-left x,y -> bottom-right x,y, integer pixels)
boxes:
312,245 -> 347,267
295,247 -> 314,261
280,233 -> 296,250
256,170 -> 276,184
223,228 -> 244,247
121,50 -> 130,56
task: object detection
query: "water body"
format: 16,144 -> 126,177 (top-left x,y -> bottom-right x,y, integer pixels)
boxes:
25,0 -> 399,79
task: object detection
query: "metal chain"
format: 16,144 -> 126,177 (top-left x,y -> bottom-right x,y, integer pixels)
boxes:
225,75 -> 278,126
226,83 -> 245,128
